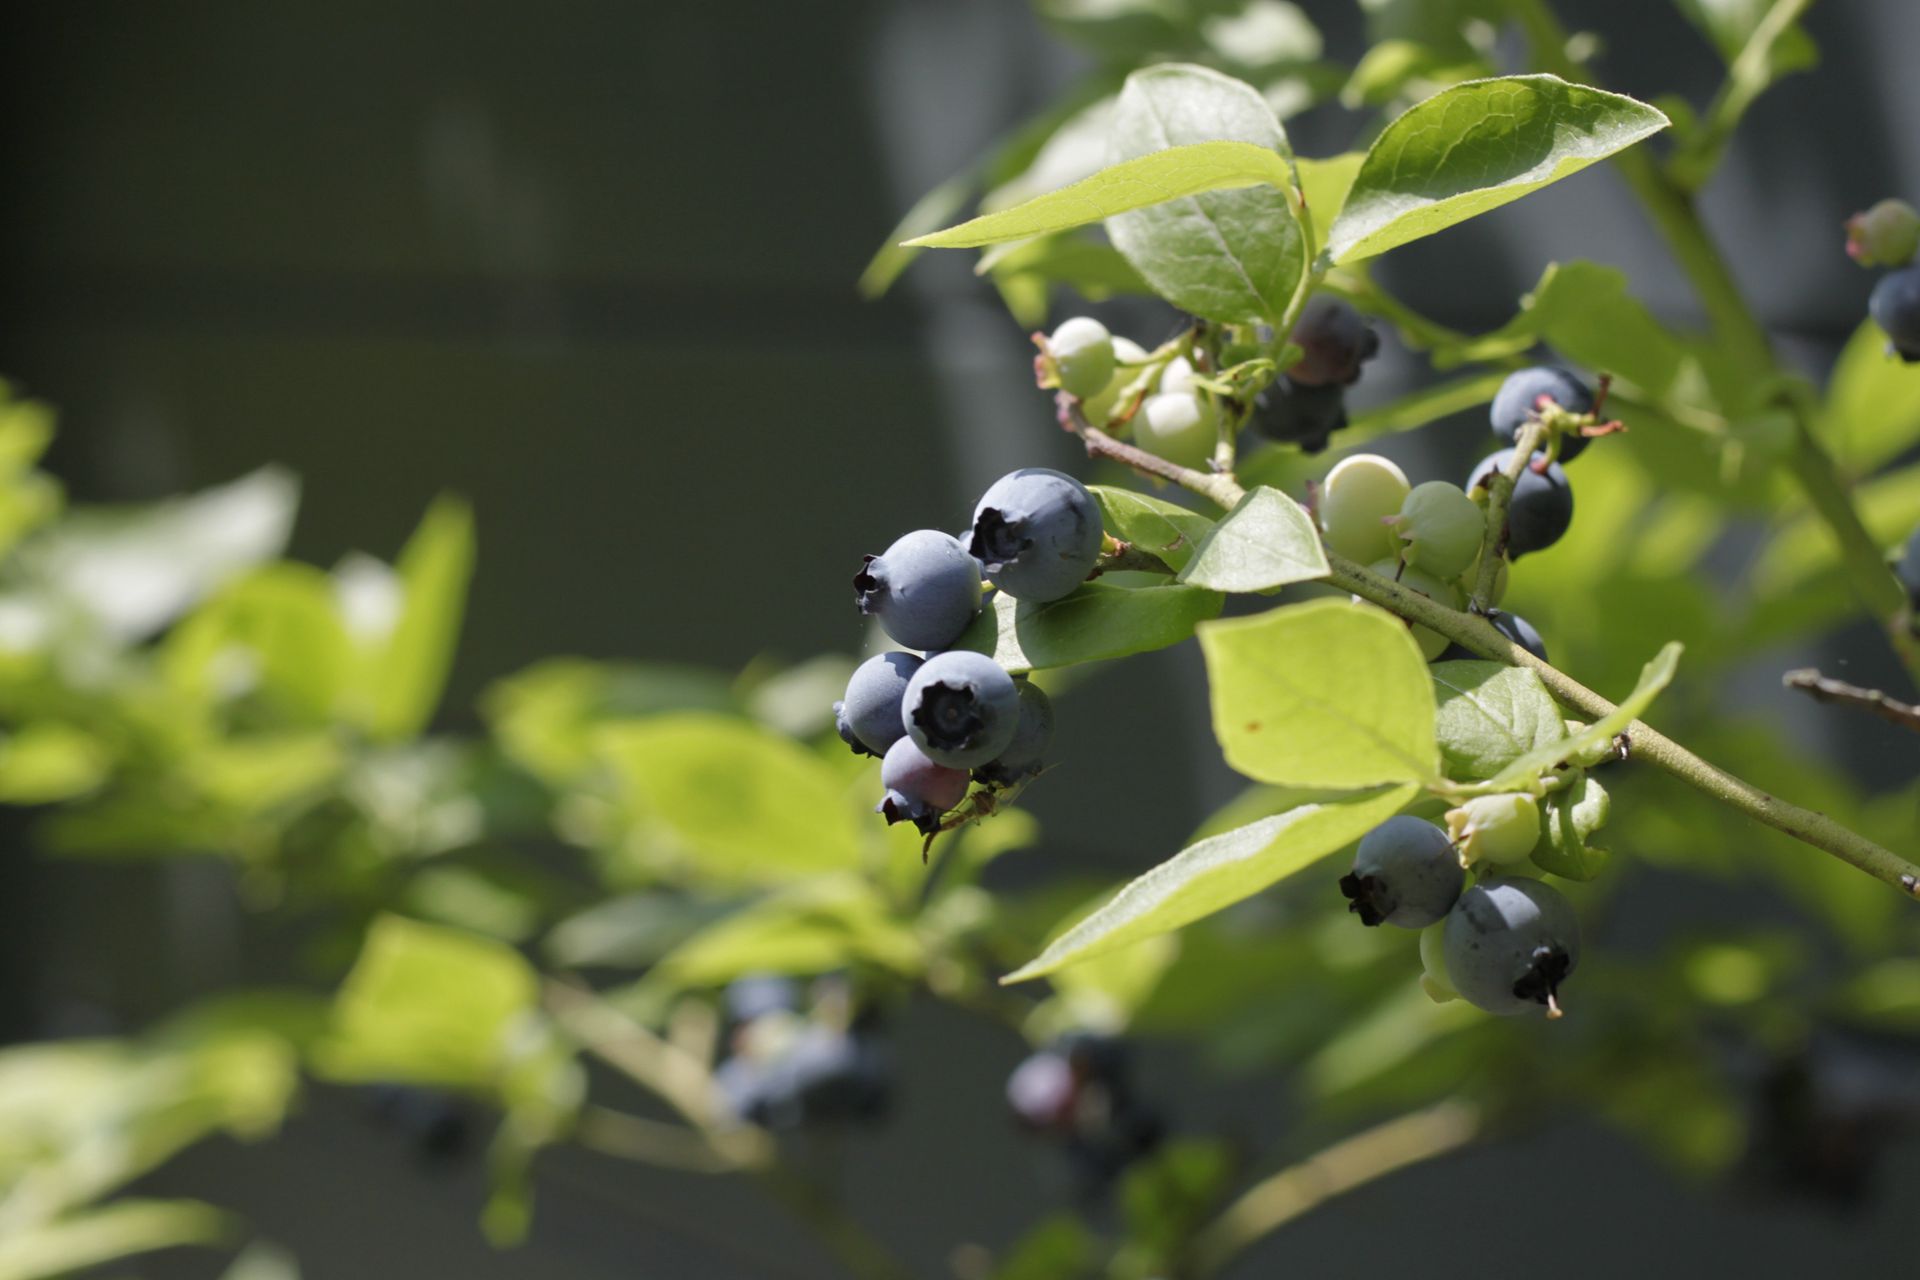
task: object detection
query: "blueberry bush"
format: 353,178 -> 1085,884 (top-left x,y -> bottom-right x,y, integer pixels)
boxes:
6,3 -> 1920,1278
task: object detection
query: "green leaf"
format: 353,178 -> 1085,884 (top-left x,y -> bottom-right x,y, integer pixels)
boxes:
367,495 -> 474,741
1199,599 -> 1440,788
1429,660 -> 1566,782
1675,0 -> 1817,75
1436,261 -> 1689,399
1177,485 -> 1328,592
162,565 -> 352,725
1484,642 -> 1683,790
859,172 -> 976,299
993,1214 -> 1099,1280
1090,485 -> 1216,572
221,1242 -> 302,1280
1326,75 -> 1670,263
0,722 -> 109,804
980,233 -> 1152,304
1822,319 -> 1920,476
633,877 -> 924,999
0,1200 -> 233,1280
1002,784 -> 1417,983
1105,64 -> 1306,324
315,915 -> 539,1090
962,582 -> 1225,674
1534,771 -> 1611,881
1295,151 -> 1364,250
905,141 -> 1292,251
592,713 -> 862,885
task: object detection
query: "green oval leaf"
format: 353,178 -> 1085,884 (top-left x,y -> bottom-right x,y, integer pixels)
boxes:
1090,485 -> 1216,572
903,140 -> 1293,250
963,582 -> 1225,673
1535,771 -> 1611,881
1327,75 -> 1670,264
1430,660 -> 1566,782
1002,784 -> 1418,983
1176,485 -> 1329,593
1106,64 -> 1306,324
1200,599 -> 1440,788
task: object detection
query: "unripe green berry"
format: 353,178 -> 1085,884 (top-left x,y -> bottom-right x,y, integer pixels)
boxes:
1364,558 -> 1463,660
1081,336 -> 1149,427
1388,482 -> 1485,581
1445,793 -> 1541,867
1159,354 -> 1201,396
1048,317 -> 1116,400
1419,920 -> 1457,1004
1137,391 -> 1218,469
1846,199 -> 1920,268
1320,453 -> 1409,564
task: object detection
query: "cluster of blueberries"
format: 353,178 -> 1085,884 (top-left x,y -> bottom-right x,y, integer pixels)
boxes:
1850,198 -> 1920,362
1005,1032 -> 1163,1189
715,976 -> 890,1130
1044,294 -> 1380,458
1341,812 -> 1583,1017
838,469 -> 1108,832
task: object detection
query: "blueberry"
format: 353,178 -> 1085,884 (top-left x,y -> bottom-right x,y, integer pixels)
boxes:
1442,876 -> 1581,1017
835,652 -> 924,757
902,650 -> 1021,769
1136,390 -> 1218,469
854,529 -> 982,651
969,469 -> 1104,603
783,1026 -> 891,1124
1491,366 -> 1593,462
1364,558 -> 1463,661
1319,453 -> 1410,564
1081,335 -> 1150,428
1007,1048 -> 1077,1132
1444,792 -> 1540,867
1339,815 -> 1463,928
726,975 -> 801,1024
1049,316 -> 1117,399
1468,449 -> 1574,557
1387,481 -> 1485,580
1490,610 -> 1549,662
1286,295 -> 1380,387
1870,267 -> 1920,363
1901,525 -> 1920,607
1254,377 -> 1346,453
973,679 -> 1054,786
876,736 -> 970,832
367,1085 -> 475,1166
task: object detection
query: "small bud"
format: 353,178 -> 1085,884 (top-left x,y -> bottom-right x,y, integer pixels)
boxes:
1845,199 -> 1920,268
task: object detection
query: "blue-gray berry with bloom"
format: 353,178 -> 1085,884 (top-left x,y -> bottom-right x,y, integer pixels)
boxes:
853,529 -> 981,651
1470,450 -> 1574,557
969,469 -> 1104,603
902,649 -> 1020,769
973,680 -> 1054,786
1339,816 -> 1463,928
1491,366 -> 1593,462
876,736 -> 970,833
1443,876 -> 1582,1017
835,651 -> 924,757
1869,267 -> 1920,363
1286,295 -> 1380,387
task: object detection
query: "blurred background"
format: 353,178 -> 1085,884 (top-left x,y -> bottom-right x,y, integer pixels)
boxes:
2,1 -> 1918,1276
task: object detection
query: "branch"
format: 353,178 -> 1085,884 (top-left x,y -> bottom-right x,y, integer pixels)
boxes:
1182,1101 -> 1479,1278
1783,668 -> 1920,733
1467,420 -> 1544,611
1073,408 -> 1248,509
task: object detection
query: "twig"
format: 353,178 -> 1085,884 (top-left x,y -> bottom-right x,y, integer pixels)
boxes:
1181,1101 -> 1479,1278
1468,420 -> 1545,612
1783,668 -> 1920,733
1095,538 -> 1175,576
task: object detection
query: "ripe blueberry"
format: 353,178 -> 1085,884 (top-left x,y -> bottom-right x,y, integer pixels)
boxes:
1491,366 -> 1593,463
1286,295 -> 1380,387
877,735 -> 970,832
1442,876 -> 1581,1017
969,468 -> 1104,603
1445,792 -> 1541,867
1491,610 -> 1549,662
1869,267 -> 1920,362
854,529 -> 982,651
835,651 -> 924,757
1319,453 -> 1410,564
727,974 -> 801,1023
1006,1048 -> 1077,1132
902,650 -> 1021,769
1136,390 -> 1218,469
1339,815 -> 1463,928
1387,481 -> 1485,580
1254,377 -> 1346,453
1365,558 -> 1463,660
973,679 -> 1054,787
1468,449 -> 1574,557
1048,316 -> 1117,399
